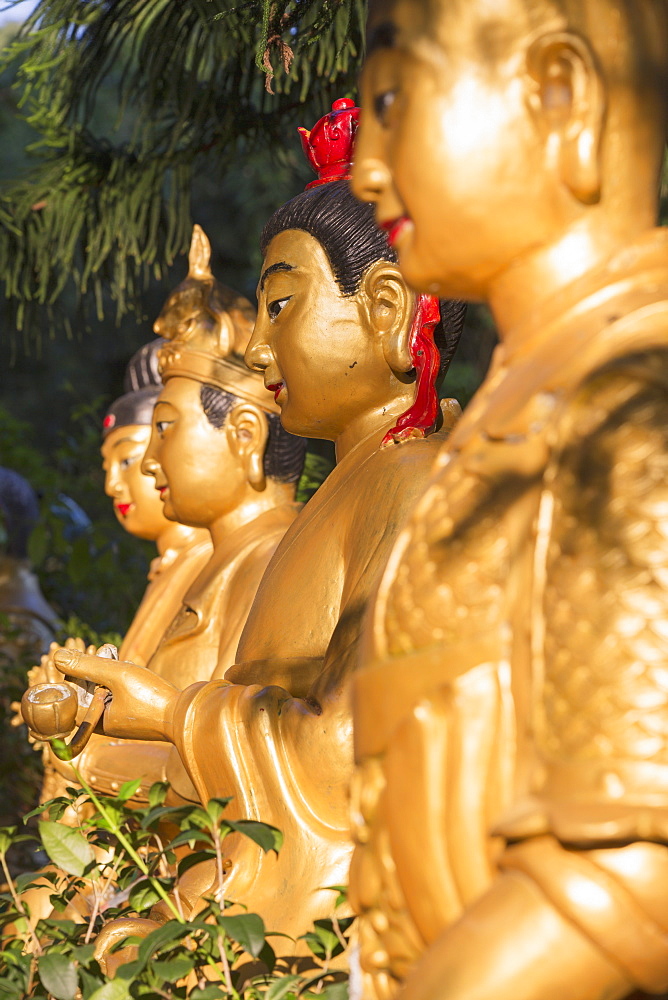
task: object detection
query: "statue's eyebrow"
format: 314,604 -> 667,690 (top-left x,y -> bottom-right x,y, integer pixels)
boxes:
367,21 -> 397,55
260,261 -> 294,292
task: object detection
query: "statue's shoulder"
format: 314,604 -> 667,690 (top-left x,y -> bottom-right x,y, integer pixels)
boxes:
364,430 -> 444,483
346,433 -> 446,534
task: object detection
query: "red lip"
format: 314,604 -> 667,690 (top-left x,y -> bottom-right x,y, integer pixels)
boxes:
115,503 -> 133,517
381,216 -> 410,247
266,382 -> 285,403
158,486 -> 168,497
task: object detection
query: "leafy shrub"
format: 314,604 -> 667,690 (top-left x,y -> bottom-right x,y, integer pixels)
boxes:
0,780 -> 352,999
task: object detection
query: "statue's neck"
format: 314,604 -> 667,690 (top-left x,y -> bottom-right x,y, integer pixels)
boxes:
488,212 -> 657,359
207,481 -> 296,550
334,390 -> 415,463
155,520 -> 202,558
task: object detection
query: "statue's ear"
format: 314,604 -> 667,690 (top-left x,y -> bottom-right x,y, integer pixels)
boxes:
361,260 -> 414,374
526,31 -> 605,205
225,402 -> 269,491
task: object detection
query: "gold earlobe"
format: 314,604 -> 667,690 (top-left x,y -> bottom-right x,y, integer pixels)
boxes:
248,451 -> 266,492
560,126 -> 601,205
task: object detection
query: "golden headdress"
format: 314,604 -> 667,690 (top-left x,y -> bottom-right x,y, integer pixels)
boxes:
154,225 -> 279,415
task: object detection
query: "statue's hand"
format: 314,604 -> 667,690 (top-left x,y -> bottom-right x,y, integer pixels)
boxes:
93,917 -> 163,977
53,647 -> 178,742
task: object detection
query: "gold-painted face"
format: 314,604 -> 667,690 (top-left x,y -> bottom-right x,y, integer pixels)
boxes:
247,229 -> 392,440
101,424 -> 171,541
353,0 -> 569,299
142,376 -> 247,529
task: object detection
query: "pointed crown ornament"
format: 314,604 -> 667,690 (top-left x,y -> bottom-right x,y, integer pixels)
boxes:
154,226 -> 280,414
298,97 -> 360,189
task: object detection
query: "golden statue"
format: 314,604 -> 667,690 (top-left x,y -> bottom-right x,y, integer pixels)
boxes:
26,226 -> 304,805
349,1 -> 668,998
24,339 -> 212,796
101,339 -> 212,670
12,339 -> 213,933
40,103 -> 467,965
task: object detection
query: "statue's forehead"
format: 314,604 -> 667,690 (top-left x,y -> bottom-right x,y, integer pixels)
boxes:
261,229 -> 336,285
367,0 -> 540,48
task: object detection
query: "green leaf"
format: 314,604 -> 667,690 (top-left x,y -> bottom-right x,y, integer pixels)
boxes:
69,943 -> 96,965
38,820 -> 94,877
176,848 -> 215,878
128,880 -> 162,913
228,820 -> 283,854
322,984 -> 349,1000
219,912 -> 266,958
135,920 -> 192,969
147,781 -> 169,808
152,955 -> 195,982
166,828 -> 212,851
258,939 -> 276,974
14,872 -> 43,894
189,987 -> 227,1000
0,828 -> 16,856
205,797 -> 233,825
265,976 -> 301,1000
87,981 -> 132,1000
324,885 -> 348,909
117,778 -> 142,802
38,953 -> 79,1000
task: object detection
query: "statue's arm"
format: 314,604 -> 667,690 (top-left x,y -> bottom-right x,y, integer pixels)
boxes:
403,349 -> 668,1000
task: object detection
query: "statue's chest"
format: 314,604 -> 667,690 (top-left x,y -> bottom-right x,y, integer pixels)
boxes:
380,427 -> 548,674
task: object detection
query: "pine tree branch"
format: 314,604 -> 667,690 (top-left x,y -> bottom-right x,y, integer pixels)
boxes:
0,0 -> 367,340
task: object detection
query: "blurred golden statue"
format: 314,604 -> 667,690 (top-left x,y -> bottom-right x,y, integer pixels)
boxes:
0,467 -> 59,665
24,337 -> 212,794
29,226 -> 304,802
13,338 -> 212,932
350,1 -> 668,999
102,338 -> 212,670
44,103 -> 467,964
19,230 -> 305,938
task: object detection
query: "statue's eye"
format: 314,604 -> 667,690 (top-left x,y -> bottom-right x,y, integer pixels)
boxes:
155,420 -> 173,435
373,90 -> 397,126
120,456 -> 136,469
268,297 -> 291,320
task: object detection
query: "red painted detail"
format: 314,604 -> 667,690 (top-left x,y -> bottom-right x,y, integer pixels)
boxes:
381,216 -> 411,248
298,98 -> 360,189
382,295 -> 442,447
103,413 -> 116,429
266,382 -> 284,403
115,502 -> 132,516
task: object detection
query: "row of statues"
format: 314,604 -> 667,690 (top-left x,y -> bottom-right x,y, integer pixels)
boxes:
16,1 -> 668,997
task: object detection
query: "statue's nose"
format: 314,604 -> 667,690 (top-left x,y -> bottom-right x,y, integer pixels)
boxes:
245,334 -> 272,373
351,156 -> 392,204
